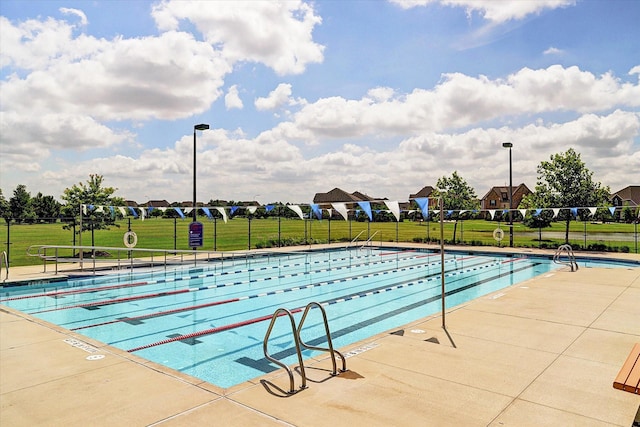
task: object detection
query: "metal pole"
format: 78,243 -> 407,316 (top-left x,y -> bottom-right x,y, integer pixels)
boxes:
214,216 -> 217,251
79,204 -> 83,269
508,146 -> 513,247
192,124 -> 209,250
440,196 -> 446,329
193,128 -> 197,225
5,220 -> 9,265
396,219 -> 399,242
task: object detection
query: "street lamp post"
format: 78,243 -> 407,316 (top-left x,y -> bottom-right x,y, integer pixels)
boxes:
502,142 -> 513,247
193,124 -> 210,223
192,124 -> 209,250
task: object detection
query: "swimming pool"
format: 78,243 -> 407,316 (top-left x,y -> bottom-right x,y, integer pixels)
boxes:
1,247 -> 636,388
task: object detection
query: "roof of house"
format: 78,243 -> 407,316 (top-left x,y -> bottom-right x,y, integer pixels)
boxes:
144,200 -> 170,207
313,188 -> 372,204
409,186 -> 435,199
480,183 -> 531,200
611,185 -> 640,205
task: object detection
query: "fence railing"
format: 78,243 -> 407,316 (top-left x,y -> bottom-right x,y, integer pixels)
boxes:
26,243 -> 368,275
2,217 -> 638,267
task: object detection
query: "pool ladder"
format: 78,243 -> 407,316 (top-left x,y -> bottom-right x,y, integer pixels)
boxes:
553,244 -> 579,272
263,302 -> 347,394
1,251 -> 7,282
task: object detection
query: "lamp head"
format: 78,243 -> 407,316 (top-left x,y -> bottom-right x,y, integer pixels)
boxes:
194,123 -> 210,131
502,142 -> 513,148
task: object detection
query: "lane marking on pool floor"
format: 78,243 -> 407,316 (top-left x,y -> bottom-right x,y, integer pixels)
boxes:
126,260 -> 538,353
71,257 -> 502,331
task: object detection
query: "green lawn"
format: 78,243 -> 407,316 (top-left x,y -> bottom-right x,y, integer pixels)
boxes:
1,218 -> 637,267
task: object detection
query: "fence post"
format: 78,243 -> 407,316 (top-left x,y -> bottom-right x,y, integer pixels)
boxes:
5,220 -> 10,265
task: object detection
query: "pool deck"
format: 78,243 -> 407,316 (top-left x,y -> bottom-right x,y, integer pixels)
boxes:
2,245 -> 639,426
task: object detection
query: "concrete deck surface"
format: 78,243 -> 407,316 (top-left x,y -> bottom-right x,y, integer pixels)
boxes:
1,250 -> 639,426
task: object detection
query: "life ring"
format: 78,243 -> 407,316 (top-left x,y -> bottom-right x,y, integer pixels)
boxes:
124,231 -> 138,248
493,228 -> 504,242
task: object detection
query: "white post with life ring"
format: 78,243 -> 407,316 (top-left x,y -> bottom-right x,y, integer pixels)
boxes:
493,228 -> 504,242
124,231 -> 138,248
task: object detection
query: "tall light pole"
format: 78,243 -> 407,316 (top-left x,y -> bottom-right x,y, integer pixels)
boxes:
439,194 -> 446,329
502,142 -> 513,247
193,124 -> 210,223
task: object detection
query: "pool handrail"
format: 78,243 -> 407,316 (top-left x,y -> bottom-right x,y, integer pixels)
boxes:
25,244 -> 328,275
553,244 -> 579,272
297,302 -> 347,376
350,230 -> 366,245
263,308 -> 307,394
360,230 -> 380,249
1,251 -> 8,282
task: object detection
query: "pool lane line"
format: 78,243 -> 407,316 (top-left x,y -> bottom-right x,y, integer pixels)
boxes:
70,296 -> 241,330
71,257 -> 496,331
7,251 -> 430,304
126,258 -> 524,353
28,253 -> 468,314
239,261 -> 543,369
30,289 -> 195,314
0,281 -> 150,302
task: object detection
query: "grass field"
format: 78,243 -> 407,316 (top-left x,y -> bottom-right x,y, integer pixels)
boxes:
1,217 -> 638,267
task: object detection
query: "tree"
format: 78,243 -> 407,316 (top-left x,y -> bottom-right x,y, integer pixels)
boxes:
530,148 -> 609,243
520,193 -> 554,229
0,189 -> 9,221
60,175 -> 124,245
9,185 -> 36,223
433,171 -> 479,242
32,192 -> 61,223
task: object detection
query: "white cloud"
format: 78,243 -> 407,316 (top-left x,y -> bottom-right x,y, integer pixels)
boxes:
255,83 -> 293,111
225,85 -> 243,110
18,108 -> 637,204
151,0 -> 324,75
543,46 -> 564,55
0,18 -> 231,122
59,7 -> 88,26
283,65 -> 640,140
390,0 -> 576,23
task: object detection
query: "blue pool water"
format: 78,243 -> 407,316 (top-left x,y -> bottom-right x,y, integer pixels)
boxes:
1,247 -> 637,388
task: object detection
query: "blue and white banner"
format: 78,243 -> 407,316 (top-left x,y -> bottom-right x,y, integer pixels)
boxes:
384,200 -> 400,222
414,197 -> 429,215
331,202 -> 349,221
288,204 -> 304,220
357,201 -> 372,221
310,203 -> 322,220
174,207 -> 185,219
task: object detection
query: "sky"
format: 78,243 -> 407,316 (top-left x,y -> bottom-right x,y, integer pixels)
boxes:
1,0 -> 639,206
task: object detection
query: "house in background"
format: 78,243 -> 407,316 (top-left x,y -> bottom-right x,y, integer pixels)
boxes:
312,188 -> 377,205
408,185 -> 438,209
143,200 -> 170,208
480,183 -> 532,210
610,186 -> 640,208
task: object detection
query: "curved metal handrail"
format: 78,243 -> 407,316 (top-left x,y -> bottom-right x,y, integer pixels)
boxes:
297,302 -> 346,375
349,230 -> 366,246
553,244 -> 579,272
1,251 -> 8,282
361,230 -> 380,249
263,308 -> 307,394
